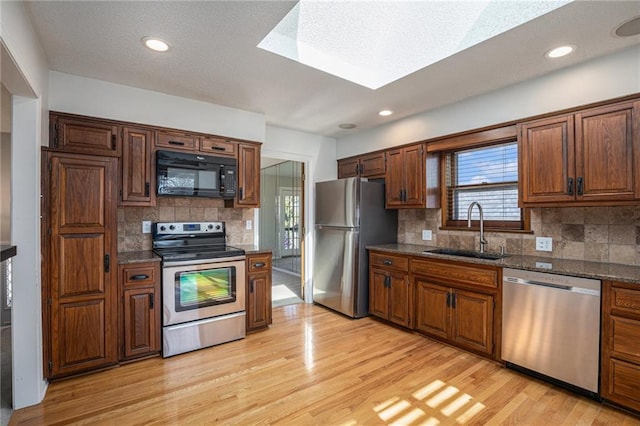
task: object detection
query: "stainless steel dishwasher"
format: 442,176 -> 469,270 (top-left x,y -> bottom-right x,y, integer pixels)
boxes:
502,268 -> 601,397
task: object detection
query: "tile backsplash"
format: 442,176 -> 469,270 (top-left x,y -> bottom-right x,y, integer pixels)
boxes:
399,206 -> 640,265
117,197 -> 255,252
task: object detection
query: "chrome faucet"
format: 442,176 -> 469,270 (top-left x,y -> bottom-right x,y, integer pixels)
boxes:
467,201 -> 488,253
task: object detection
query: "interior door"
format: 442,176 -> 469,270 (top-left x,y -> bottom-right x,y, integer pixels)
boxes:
278,187 -> 300,258
48,152 -> 118,378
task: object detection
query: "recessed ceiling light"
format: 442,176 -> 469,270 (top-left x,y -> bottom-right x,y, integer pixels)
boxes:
142,37 -> 170,52
378,110 -> 393,117
545,45 -> 575,58
338,123 -> 357,130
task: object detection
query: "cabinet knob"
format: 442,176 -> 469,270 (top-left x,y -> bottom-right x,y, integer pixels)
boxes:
383,259 -> 392,266
130,274 -> 149,281
253,262 -> 266,268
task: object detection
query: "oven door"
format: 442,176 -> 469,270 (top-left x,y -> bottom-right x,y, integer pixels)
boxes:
162,257 -> 246,326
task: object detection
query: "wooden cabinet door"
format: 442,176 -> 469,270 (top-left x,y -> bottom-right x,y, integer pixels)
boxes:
385,148 -> 405,207
155,131 -> 197,151
121,126 -> 154,206
414,280 -> 449,339
575,101 -> 640,202
402,144 -> 424,207
359,152 -> 386,178
123,288 -> 157,359
338,158 -> 360,179
246,253 -> 272,332
388,272 -> 411,328
236,143 -> 261,207
451,289 -> 493,355
54,116 -> 121,157
48,152 -> 118,378
519,115 -> 575,204
369,269 -> 389,319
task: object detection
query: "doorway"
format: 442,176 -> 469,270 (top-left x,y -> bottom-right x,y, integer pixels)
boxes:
259,159 -> 304,307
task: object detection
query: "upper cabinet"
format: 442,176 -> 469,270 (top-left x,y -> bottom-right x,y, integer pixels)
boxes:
201,137 -> 237,157
121,126 -> 154,206
520,100 -> 640,206
155,130 -> 198,151
51,113 -> 121,157
337,152 -> 386,179
226,142 -> 261,208
385,143 -> 439,209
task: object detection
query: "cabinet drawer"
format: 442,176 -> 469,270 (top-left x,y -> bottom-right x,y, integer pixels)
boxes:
201,137 -> 237,156
411,258 -> 498,289
611,286 -> 640,317
610,315 -> 640,364
156,131 -> 198,150
605,358 -> 640,411
370,252 -> 409,272
248,254 -> 272,272
121,264 -> 159,287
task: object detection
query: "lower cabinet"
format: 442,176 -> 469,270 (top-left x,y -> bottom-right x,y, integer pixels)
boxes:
119,261 -> 161,361
602,280 -> 640,412
415,279 -> 494,356
369,252 -> 412,328
246,252 -> 273,332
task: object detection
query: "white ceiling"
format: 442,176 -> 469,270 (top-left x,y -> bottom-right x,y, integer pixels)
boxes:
24,1 -> 640,139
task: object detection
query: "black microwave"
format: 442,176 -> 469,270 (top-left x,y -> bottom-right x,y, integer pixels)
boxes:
156,150 -> 237,199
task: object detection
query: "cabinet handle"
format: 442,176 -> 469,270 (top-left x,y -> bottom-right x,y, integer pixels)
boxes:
168,140 -> 185,146
253,262 -> 266,268
144,182 -> 150,197
239,188 -> 244,200
383,259 -> 392,266
211,146 -> 226,151
567,177 -> 574,196
130,274 -> 149,281
104,254 -> 110,273
111,134 -> 116,150
359,164 -> 364,175
451,292 -> 456,309
399,190 -> 403,201
446,292 -> 451,308
355,164 -> 359,175
149,293 -> 154,309
576,177 -> 584,196
384,275 -> 391,288
250,279 -> 254,293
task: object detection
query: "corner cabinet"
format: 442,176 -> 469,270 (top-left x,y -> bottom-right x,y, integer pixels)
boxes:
42,150 -> 119,379
337,152 -> 386,179
119,262 -> 161,361
246,252 -> 272,332
368,252 -> 412,328
601,280 -> 640,413
520,100 -> 640,206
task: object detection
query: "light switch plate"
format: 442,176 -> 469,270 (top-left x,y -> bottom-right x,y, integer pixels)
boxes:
142,221 -> 152,234
536,237 -> 553,252
422,230 -> 432,241
246,220 -> 252,230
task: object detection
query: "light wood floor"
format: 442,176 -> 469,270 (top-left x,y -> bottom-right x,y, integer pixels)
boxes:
11,304 -> 640,425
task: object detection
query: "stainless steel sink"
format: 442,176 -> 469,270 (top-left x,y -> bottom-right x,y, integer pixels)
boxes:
424,248 -> 510,260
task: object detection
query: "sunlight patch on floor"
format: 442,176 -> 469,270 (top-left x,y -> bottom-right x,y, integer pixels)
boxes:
372,379 -> 485,425
272,284 -> 298,301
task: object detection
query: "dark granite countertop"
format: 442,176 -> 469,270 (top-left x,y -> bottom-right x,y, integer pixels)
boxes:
233,245 -> 273,256
367,243 -> 640,285
0,245 -> 17,262
118,251 -> 161,264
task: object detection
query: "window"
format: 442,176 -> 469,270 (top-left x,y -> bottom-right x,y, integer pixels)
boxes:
444,141 -> 526,231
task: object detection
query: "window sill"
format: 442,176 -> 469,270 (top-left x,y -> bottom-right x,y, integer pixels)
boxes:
439,226 -> 534,235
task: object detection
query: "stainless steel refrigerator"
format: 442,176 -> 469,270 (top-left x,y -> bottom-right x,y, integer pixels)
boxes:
313,178 -> 397,318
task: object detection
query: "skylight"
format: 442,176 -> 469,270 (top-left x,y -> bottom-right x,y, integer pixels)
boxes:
258,0 -> 573,90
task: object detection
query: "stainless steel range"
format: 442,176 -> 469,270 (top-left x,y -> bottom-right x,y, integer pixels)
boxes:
153,221 -> 246,357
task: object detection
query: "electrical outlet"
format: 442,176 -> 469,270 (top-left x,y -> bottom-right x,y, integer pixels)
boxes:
536,237 -> 553,252
142,221 -> 152,234
246,220 -> 252,230
422,230 -> 432,241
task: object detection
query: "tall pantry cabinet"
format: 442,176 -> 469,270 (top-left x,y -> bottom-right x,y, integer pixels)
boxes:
42,150 -> 119,379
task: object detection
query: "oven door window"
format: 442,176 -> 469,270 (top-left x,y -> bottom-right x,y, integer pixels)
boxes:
175,266 -> 236,311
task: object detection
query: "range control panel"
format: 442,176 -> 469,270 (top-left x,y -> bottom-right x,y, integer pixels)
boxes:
154,222 -> 224,235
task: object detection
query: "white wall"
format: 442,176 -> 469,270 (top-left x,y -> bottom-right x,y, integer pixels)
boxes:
337,45 -> 640,158
0,0 -> 50,409
49,72 -> 265,142
263,125 -> 337,302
